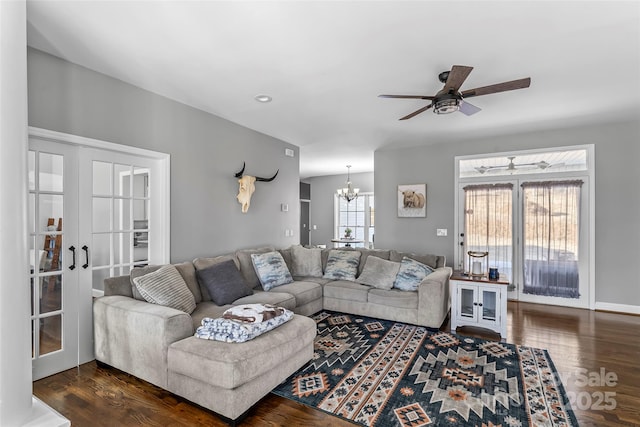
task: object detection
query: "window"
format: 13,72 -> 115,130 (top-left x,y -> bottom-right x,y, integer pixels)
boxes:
463,183 -> 514,282
522,180 -> 582,298
335,194 -> 374,248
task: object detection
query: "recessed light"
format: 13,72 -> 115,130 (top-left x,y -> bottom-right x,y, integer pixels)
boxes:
254,94 -> 272,103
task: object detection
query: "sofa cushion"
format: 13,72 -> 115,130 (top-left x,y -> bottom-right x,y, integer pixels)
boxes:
323,280 -> 370,303
236,247 -> 275,289
168,314 -> 317,390
269,280 -> 322,307
251,251 -> 294,291
389,250 -> 443,269
132,264 -> 197,314
367,288 -> 418,309
130,262 -> 201,302
193,255 -> 238,301
195,259 -> 253,306
292,276 -> 332,286
355,249 -> 391,276
356,256 -> 400,290
290,245 -> 323,277
393,257 -> 434,291
190,301 -> 233,329
323,250 -> 361,281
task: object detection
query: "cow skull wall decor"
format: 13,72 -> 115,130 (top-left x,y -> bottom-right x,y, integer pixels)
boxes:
234,162 -> 279,213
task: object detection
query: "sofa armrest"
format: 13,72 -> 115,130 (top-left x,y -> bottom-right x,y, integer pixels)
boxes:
93,295 -> 194,388
417,267 -> 452,328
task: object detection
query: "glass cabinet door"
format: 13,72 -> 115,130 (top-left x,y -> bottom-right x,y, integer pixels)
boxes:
460,287 -> 475,318
482,289 -> 497,321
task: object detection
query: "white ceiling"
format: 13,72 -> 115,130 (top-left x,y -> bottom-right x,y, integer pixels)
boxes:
26,1 -> 640,178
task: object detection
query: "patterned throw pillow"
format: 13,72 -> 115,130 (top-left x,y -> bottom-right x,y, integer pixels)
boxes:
291,245 -> 323,277
251,251 -> 294,291
133,264 -> 197,313
393,256 -> 435,291
323,250 -> 362,281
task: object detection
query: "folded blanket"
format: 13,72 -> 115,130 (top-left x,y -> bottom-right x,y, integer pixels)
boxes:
195,304 -> 293,343
222,303 -> 285,324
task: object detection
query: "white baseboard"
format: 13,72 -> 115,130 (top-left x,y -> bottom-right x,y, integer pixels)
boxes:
595,301 -> 640,315
92,289 -> 104,298
22,396 -> 70,427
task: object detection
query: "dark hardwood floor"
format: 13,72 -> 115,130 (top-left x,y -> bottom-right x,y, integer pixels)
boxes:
34,301 -> 640,426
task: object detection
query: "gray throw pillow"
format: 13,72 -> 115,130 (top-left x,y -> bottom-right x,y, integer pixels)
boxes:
323,250 -> 361,281
195,259 -> 253,306
393,257 -> 434,291
251,251 -> 294,291
357,256 -> 401,290
133,264 -> 197,313
291,245 -> 323,277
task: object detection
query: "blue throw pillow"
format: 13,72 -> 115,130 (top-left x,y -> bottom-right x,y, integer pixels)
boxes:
323,250 -> 361,281
251,251 -> 293,291
393,256 -> 434,291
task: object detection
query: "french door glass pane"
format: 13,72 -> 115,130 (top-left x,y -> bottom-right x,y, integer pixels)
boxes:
92,269 -> 111,291
92,234 -> 111,267
40,275 -> 62,314
37,235 -> 62,273
114,232 -> 132,265
114,198 -> 131,231
38,194 -> 63,232
39,153 -> 63,192
522,181 -> 581,298
39,314 -> 62,355
114,164 -> 131,197
92,198 -> 111,233
28,193 -> 36,233
92,161 -> 112,195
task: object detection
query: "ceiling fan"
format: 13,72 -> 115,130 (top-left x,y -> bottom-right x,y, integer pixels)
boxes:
475,156 -> 561,174
378,65 -> 531,120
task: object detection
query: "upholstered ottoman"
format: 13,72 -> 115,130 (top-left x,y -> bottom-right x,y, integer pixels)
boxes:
166,314 -> 316,424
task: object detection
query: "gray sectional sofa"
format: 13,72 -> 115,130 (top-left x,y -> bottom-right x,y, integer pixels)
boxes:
93,245 -> 452,424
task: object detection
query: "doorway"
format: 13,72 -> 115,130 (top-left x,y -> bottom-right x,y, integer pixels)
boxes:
29,128 -> 170,380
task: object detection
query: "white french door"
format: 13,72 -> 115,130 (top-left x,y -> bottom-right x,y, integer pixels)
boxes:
29,129 -> 169,380
28,139 -> 80,380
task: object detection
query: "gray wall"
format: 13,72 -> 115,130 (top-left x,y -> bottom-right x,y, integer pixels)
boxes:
304,172 -> 374,247
27,48 -> 300,263
375,119 -> 640,306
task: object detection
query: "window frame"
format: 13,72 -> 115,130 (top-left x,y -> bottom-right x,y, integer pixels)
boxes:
454,144 -> 595,309
334,192 -> 374,248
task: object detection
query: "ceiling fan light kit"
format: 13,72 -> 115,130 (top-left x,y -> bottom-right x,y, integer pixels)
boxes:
379,65 -> 531,120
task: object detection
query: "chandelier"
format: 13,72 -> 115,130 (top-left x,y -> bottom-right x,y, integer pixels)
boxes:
337,165 -> 359,202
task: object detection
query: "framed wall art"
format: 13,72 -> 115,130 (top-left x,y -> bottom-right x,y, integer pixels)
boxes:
397,184 -> 426,217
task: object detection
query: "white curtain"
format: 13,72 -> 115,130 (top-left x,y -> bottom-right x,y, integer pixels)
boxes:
463,183 -> 513,283
522,180 -> 582,298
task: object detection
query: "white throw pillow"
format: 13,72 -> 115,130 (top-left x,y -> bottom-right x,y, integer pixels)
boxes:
291,245 -> 323,277
133,264 -> 197,313
357,256 -> 401,290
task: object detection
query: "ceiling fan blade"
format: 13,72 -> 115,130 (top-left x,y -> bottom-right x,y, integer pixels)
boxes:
444,65 -> 474,92
461,77 -> 531,98
399,104 -> 432,120
378,94 -> 436,100
459,100 -> 482,116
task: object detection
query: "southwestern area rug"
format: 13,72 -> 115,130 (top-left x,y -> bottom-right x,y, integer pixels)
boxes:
272,311 -> 578,427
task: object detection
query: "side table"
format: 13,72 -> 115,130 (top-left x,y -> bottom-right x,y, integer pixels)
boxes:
450,271 -> 509,337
